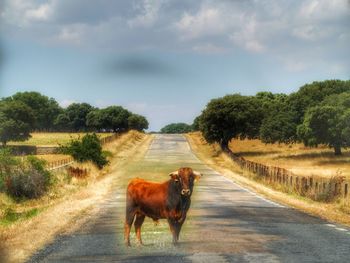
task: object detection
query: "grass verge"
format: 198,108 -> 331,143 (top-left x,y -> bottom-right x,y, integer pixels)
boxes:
186,132 -> 350,226
0,131 -> 153,263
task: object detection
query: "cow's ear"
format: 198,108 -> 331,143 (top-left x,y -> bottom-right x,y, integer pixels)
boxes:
193,171 -> 202,182
169,171 -> 179,181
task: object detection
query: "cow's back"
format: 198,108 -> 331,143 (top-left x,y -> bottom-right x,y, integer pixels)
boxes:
126,178 -> 169,219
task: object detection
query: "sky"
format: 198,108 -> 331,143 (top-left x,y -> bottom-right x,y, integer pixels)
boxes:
0,0 -> 349,131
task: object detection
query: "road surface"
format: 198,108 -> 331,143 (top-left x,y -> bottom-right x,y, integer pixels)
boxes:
29,134 -> 350,262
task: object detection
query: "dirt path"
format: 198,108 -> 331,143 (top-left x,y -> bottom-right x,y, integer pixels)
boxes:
28,135 -> 350,262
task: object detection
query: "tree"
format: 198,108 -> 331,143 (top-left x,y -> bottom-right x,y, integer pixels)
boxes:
259,80 -> 350,145
191,115 -> 202,131
9,91 -> 62,131
86,110 -> 104,131
58,103 -> 94,132
101,106 -> 130,132
54,113 -> 71,132
297,92 -> 350,155
260,111 -> 298,144
258,93 -> 297,144
200,94 -> 263,150
0,100 -> 35,146
160,123 -> 192,134
288,80 -> 350,124
128,114 -> 149,131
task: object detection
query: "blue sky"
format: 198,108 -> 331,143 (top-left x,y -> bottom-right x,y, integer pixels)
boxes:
0,0 -> 349,130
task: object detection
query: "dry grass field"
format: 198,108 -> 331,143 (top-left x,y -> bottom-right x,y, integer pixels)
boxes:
8,132 -> 113,146
229,139 -> 350,179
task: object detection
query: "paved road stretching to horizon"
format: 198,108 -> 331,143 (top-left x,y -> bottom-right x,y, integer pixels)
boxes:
29,134 -> 350,262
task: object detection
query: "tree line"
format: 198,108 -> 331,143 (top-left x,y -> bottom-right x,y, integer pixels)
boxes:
0,91 -> 149,146
193,80 -> 350,155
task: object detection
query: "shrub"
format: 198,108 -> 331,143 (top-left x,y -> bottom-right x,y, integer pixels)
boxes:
60,133 -> 109,169
0,148 -> 18,192
5,156 -> 51,199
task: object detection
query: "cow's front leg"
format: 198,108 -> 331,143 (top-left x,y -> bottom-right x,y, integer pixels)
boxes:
175,221 -> 183,241
168,219 -> 182,245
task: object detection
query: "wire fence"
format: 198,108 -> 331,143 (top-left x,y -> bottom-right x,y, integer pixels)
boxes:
224,148 -> 349,200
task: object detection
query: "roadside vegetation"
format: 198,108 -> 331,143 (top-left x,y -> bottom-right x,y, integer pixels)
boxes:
187,132 -> 350,225
193,80 -> 350,155
0,91 -> 149,146
187,79 -> 350,223
0,131 -> 147,227
0,90 -> 150,231
0,130 -> 152,263
160,122 -> 193,134
60,133 -> 110,169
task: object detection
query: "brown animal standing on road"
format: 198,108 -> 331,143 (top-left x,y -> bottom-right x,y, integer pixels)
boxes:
124,167 -> 202,246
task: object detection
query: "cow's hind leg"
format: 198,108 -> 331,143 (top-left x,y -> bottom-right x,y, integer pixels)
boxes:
124,206 -> 136,247
134,213 -> 145,245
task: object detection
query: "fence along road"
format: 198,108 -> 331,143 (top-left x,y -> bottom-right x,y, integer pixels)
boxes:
29,134 -> 350,262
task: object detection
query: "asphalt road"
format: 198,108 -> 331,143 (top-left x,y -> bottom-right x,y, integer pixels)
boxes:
29,134 -> 350,263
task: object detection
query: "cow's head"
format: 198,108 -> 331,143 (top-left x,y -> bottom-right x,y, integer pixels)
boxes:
169,167 -> 202,197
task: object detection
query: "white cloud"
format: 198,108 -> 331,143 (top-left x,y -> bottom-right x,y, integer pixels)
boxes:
1,0 -> 54,26
128,0 -> 164,28
299,0 -> 349,20
175,7 -> 226,40
1,0 -> 349,74
25,3 -> 52,21
229,16 -> 265,53
55,24 -> 84,45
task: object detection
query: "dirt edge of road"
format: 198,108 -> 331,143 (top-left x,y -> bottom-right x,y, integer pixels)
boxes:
186,133 -> 350,227
0,133 -> 154,263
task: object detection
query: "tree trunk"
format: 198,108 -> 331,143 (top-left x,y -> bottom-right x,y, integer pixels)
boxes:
220,140 -> 229,152
334,145 -> 342,155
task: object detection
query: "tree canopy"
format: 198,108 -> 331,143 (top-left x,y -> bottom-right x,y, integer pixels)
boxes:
160,123 -> 192,134
0,100 -> 35,146
128,114 -> 149,131
196,79 -> 350,155
297,92 -> 350,155
8,91 -> 61,131
200,94 -> 263,149
0,91 -> 149,144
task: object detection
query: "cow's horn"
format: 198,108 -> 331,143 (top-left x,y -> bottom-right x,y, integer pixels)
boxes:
193,171 -> 202,177
169,171 -> 179,177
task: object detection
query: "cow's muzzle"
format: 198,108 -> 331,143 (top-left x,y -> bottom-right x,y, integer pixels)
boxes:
181,189 -> 191,196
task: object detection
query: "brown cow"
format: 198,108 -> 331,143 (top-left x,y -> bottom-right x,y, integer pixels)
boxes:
124,167 -> 202,246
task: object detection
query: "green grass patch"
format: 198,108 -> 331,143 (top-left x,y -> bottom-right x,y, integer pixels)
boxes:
0,207 -> 43,226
